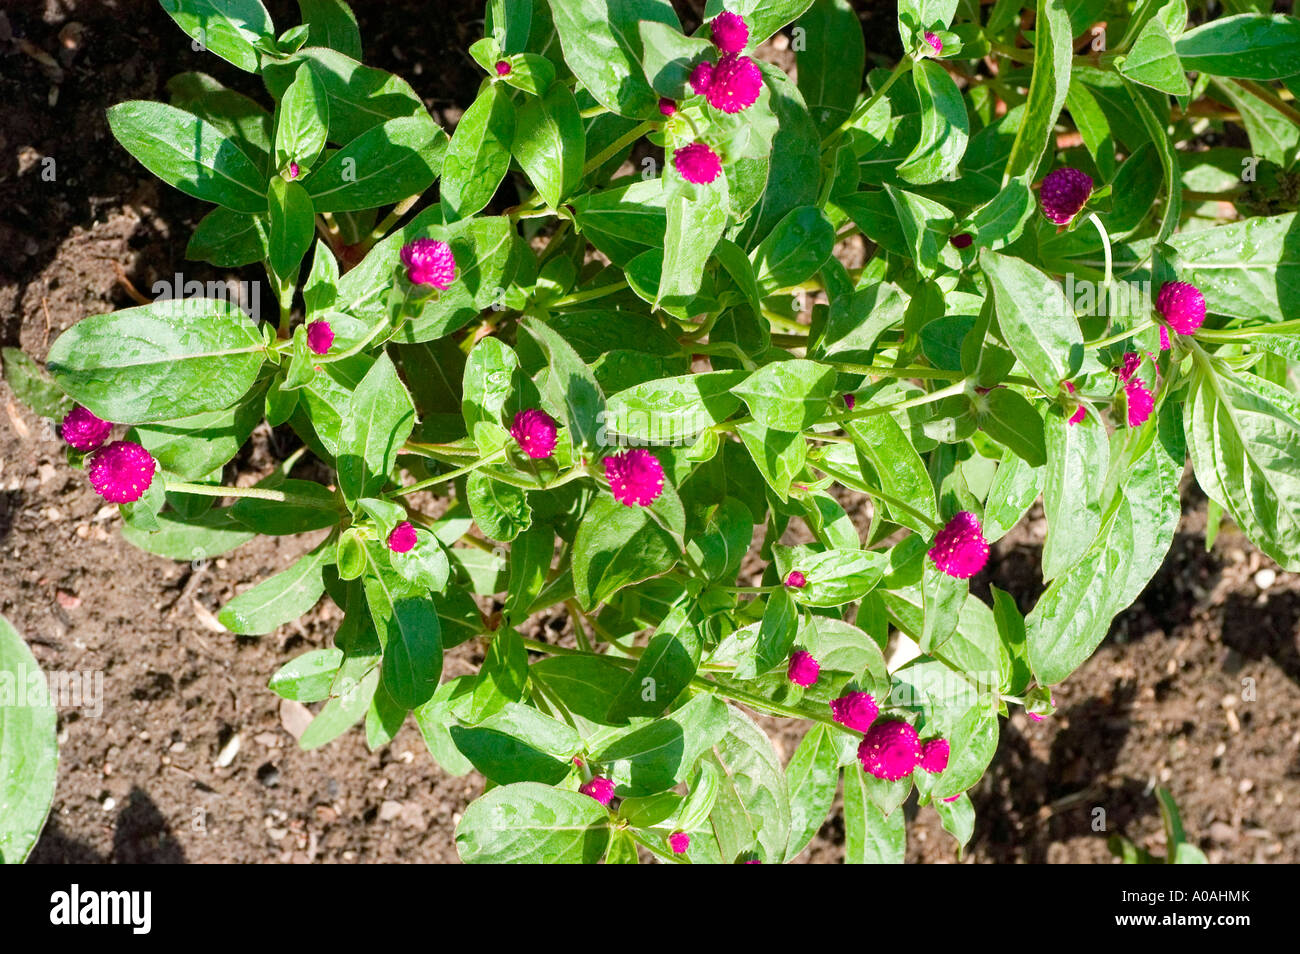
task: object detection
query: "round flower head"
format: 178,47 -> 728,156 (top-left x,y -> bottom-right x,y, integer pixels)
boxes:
1038,167 -> 1093,225
923,31 -> 943,55
830,691 -> 879,732
787,650 -> 820,687
387,520 -> 417,554
1156,281 -> 1206,336
784,569 -> 807,589
858,720 -> 923,781
87,440 -> 156,504
288,161 -> 300,179
949,232 -> 973,249
843,393 -> 856,410
1064,381 -> 1087,425
306,319 -> 334,356
689,60 -> 715,96
1119,351 -> 1143,381
1125,378 -> 1154,427
579,776 -> 616,806
668,831 -> 691,854
604,448 -> 665,506
510,409 -> 558,459
706,53 -> 762,114
928,511 -> 989,579
495,60 -> 511,76
920,738 -> 950,774
658,96 -> 677,117
61,405 -> 112,452
673,142 -> 722,185
710,11 -> 749,53
400,239 -> 457,289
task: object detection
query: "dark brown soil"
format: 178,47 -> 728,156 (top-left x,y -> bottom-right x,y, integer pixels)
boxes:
2,0 -> 1297,865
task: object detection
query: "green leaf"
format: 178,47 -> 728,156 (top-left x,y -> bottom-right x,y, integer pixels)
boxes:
1002,0 -> 1072,179
298,665 -> 378,750
637,21 -> 713,99
1175,13 -> 1300,80
980,249 -> 1082,394
120,506 -> 255,561
296,0 -> 362,60
750,206 -> 835,295
520,317 -> 606,451
305,115 -> 447,213
273,61 -> 329,174
363,556 -> 443,710
1042,410 -> 1109,579
572,494 -> 676,610
736,63 -> 820,248
595,694 -> 729,796
336,353 -> 416,505
1118,16 -> 1190,96
46,298 -> 266,425
218,539 -> 332,634
230,478 -> 340,534
133,400 -> 265,481
783,724 -> 839,862
0,614 -> 58,864
187,207 -> 269,267
733,358 -> 836,432
469,627 -> 529,721
735,422 -> 806,499
1,348 -> 71,419
456,782 -> 610,863
543,0 -> 680,118
269,648 -> 344,702
1185,367 -> 1300,571
267,176 -> 315,290
462,336 -> 519,455
512,81 -> 585,209
107,101 -> 268,212
843,763 -> 905,863
466,471 -> 532,542
659,172 -> 729,307
451,706 -> 579,785
605,371 -> 746,444
709,709 -> 791,864
897,60 -> 969,184
746,587 -> 798,678
531,655 -> 632,725
1123,78 -> 1182,245
159,0 -> 274,73
795,0 -> 865,136
846,415 -> 938,534
442,81 -> 516,222
606,602 -> 702,722
977,388 -> 1047,467
1166,212 -> 1298,321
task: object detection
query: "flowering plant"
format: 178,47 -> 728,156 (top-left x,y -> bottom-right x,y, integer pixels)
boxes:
8,0 -> 1300,864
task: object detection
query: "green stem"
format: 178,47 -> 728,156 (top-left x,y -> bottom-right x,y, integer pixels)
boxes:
832,362 -> 964,381
1089,212 -> 1113,293
548,278 -> 628,309
393,446 -> 510,497
1197,318 -> 1300,340
1084,318 -> 1158,350
583,120 -> 656,176
827,56 -> 912,149
164,480 -> 336,510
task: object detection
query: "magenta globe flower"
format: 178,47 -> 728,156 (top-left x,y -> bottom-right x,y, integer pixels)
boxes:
579,776 -> 616,806
387,520 -> 418,554
689,60 -> 715,96
787,650 -> 820,687
1125,378 -> 1154,427
658,96 -> 677,117
1038,167 -> 1093,225
830,691 -> 879,732
920,738 -> 950,774
705,53 -> 762,114
858,720 -> 923,781
1156,281 -> 1206,336
709,11 -> 749,53
928,511 -> 989,579
87,440 -> 156,504
923,31 -> 943,55
400,239 -> 457,289
603,448 -> 665,506
495,60 -> 511,76
673,142 -> 722,185
288,161 -> 300,179
306,319 -> 334,355
61,405 -> 112,452
784,569 -> 807,589
668,831 -> 690,854
510,409 -> 558,459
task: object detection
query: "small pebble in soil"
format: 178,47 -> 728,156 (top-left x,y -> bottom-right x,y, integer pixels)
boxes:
1253,567 -> 1276,590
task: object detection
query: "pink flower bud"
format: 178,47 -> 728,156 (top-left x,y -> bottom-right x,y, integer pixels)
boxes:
858,720 -> 923,781
1156,281 -> 1205,336
658,96 -> 677,117
787,650 -> 820,687
689,60 -> 715,96
673,142 -> 722,185
843,393 -> 856,409
705,53 -> 762,114
920,738 -> 950,774
1064,381 -> 1087,425
1038,167 -> 1093,225
1125,378 -> 1154,427
495,60 -> 511,76
510,409 -> 558,459
668,831 -> 690,853
604,448 -> 666,507
830,691 -> 879,732
306,319 -> 334,355
709,11 -> 749,53
288,161 -> 300,179
400,238 -> 457,289
784,569 -> 806,589
61,405 -> 112,452
949,232 -> 973,249
387,520 -> 417,554
928,511 -> 989,580
923,31 -> 943,55
579,776 -> 616,806
87,440 -> 156,504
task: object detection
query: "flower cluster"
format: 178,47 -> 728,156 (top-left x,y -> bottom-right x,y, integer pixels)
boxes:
929,511 -> 990,579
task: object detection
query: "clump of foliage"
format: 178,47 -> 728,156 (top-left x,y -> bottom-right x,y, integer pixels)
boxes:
7,0 -> 1300,863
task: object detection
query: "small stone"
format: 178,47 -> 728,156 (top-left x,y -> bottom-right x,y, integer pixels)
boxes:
215,733 -> 241,768
102,796 -> 116,811
1254,567 -> 1276,590
379,800 -> 403,822
280,699 -> 313,740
